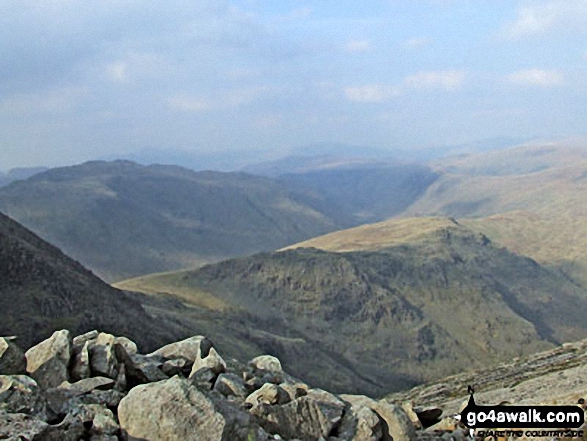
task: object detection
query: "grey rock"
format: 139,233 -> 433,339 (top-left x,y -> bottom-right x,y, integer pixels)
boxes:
214,373 -> 248,399
59,377 -> 115,394
245,383 -> 291,407
279,382 -> 309,401
25,330 -> 72,389
189,347 -> 226,378
0,375 -> 45,416
337,404 -> 383,441
70,341 -> 91,382
341,395 -> 416,441
73,330 -> 99,347
118,376 -> 266,440
115,336 -> 138,355
147,335 -> 213,367
250,355 -> 283,373
0,337 -> 26,375
0,412 -> 48,440
89,333 -> 119,379
162,358 -> 187,376
252,389 -> 345,439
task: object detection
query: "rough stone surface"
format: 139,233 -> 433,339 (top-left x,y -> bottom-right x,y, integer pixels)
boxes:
118,376 -> 263,441
252,389 -> 345,439
250,355 -> 283,372
341,395 -> 417,441
89,333 -> 119,379
25,330 -> 72,389
214,373 -> 247,399
0,412 -> 48,439
337,404 -> 384,441
190,347 -> 226,378
71,340 -> 91,382
0,375 -> 45,416
245,383 -> 291,407
59,376 -> 115,394
148,335 -> 213,365
0,337 -> 27,375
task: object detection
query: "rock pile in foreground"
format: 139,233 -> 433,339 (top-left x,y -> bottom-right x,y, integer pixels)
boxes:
1,330 -> 463,441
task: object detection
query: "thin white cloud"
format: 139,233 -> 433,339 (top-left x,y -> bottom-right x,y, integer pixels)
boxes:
501,1 -> 587,38
404,70 -> 465,90
343,85 -> 399,103
345,40 -> 371,53
167,95 -> 211,112
105,62 -> 128,83
404,37 -> 431,49
506,69 -> 564,87
168,86 -> 274,112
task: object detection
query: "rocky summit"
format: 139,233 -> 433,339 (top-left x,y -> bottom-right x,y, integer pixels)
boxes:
0,328 -> 441,441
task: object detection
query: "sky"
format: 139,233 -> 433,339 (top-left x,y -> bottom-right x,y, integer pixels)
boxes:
1,0 -> 587,169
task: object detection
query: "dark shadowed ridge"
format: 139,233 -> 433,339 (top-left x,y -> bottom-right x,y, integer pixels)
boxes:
0,210 -> 183,351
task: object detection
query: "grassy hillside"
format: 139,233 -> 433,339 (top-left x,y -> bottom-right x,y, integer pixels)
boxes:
0,160 -> 341,281
397,141 -> 587,285
118,218 -> 587,394
404,141 -> 587,219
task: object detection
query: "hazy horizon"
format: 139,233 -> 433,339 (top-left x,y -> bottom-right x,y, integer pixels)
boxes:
2,0 -> 587,169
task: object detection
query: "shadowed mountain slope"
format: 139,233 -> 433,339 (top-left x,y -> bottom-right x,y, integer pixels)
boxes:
0,211 -> 179,350
0,160 -> 340,282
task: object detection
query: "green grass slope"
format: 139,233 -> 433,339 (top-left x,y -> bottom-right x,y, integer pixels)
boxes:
0,160 -> 340,282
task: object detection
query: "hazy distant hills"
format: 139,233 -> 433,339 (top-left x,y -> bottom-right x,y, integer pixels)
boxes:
278,164 -> 439,226
0,166 -> 48,187
0,159 -> 440,281
400,141 -> 587,285
0,160 -> 345,281
0,211 -> 179,350
118,217 -> 587,393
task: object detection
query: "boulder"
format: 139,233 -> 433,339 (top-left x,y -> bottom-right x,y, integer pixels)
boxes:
279,381 -> 309,401
70,341 -> 91,381
0,375 -> 46,416
245,383 -> 291,407
59,377 -> 115,394
0,337 -> 26,375
341,395 -> 417,441
25,330 -> 72,389
189,347 -> 226,378
252,388 -> 345,439
147,335 -> 213,367
337,404 -> 383,441
118,376 -> 267,440
73,330 -> 99,347
414,406 -> 443,428
401,402 -> 423,430
118,349 -> 168,386
214,373 -> 248,399
250,355 -> 282,373
115,336 -> 138,355
89,333 -> 119,379
0,413 -> 48,439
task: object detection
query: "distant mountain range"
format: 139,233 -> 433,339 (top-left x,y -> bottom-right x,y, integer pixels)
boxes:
0,166 -> 48,187
0,160 -> 438,281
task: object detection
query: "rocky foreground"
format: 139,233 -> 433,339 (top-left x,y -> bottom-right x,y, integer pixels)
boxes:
3,330 -> 587,440
0,329 -> 471,441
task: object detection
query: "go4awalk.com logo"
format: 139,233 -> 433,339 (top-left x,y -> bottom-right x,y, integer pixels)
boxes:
458,386 -> 585,439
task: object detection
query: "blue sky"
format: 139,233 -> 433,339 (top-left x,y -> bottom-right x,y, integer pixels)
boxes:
1,0 -> 587,169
